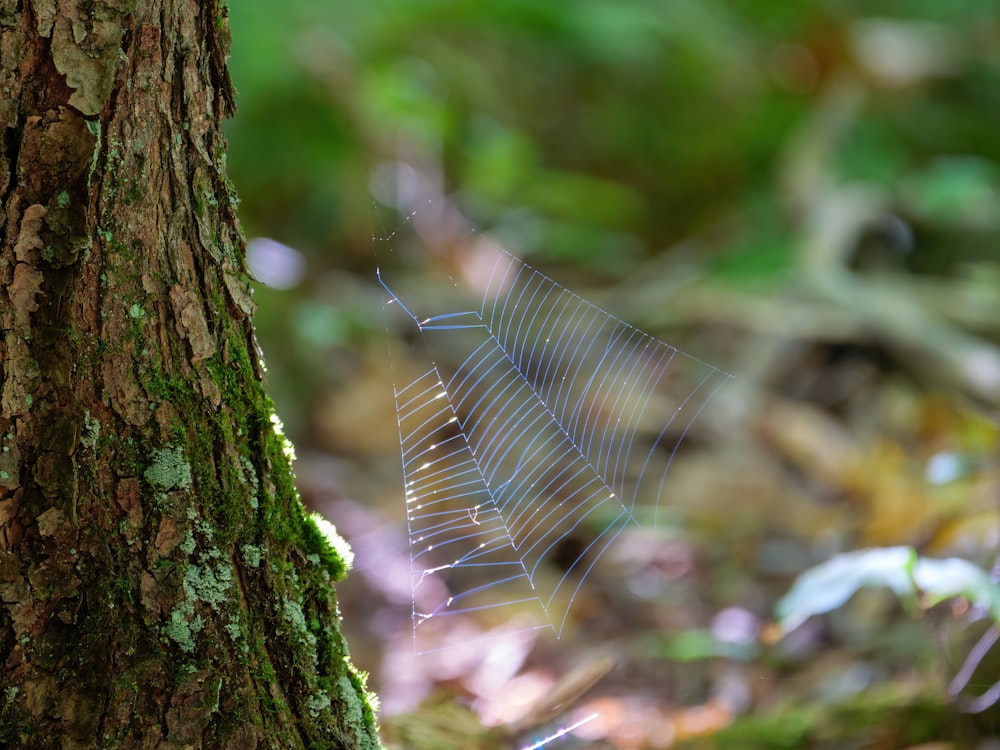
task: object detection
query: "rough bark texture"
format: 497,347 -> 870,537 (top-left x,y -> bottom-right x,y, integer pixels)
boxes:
0,1 -> 380,747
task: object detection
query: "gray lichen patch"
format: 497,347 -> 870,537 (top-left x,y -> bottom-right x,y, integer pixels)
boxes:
238,456 -> 260,509
183,558 -> 233,612
0,433 -> 21,490
80,410 -> 100,451
43,3 -> 132,116
144,446 -> 192,491
305,692 -> 331,719
163,598 -> 202,653
179,529 -> 196,555
162,552 -> 236,655
281,598 -> 317,654
223,612 -> 244,646
240,544 -> 263,568
339,672 -> 381,750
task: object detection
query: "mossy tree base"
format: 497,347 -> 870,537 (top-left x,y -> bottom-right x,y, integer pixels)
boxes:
0,1 -> 380,747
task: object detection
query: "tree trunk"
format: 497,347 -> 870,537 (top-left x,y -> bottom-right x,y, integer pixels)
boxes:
0,2 -> 380,747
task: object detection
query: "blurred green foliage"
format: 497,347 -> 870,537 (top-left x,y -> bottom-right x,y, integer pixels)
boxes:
226,0 -> 1000,266
225,0 -> 1000,427
223,1 -> 1000,746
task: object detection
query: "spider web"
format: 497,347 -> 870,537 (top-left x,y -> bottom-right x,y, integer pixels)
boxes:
378,209 -> 732,654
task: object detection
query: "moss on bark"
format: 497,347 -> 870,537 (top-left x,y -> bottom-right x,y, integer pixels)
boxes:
0,1 -> 380,747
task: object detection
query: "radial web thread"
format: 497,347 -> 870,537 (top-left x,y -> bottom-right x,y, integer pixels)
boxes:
382,241 -> 732,654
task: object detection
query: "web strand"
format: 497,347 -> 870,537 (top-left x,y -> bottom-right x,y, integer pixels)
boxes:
380,221 -> 732,654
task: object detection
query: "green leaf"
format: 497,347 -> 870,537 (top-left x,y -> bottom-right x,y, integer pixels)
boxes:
776,547 -> 917,633
778,547 -> 1000,634
913,556 -> 1000,621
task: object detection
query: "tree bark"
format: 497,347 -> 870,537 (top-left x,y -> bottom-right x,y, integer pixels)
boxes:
0,1 -> 380,747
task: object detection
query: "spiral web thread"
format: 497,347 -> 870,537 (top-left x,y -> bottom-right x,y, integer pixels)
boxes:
381,240 -> 731,654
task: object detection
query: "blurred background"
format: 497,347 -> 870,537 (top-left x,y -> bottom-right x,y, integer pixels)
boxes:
224,1 -> 1000,747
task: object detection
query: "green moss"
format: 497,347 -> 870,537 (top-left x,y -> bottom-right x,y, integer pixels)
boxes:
347,667 -> 379,730
259,404 -> 305,545
144,446 -> 192,491
304,513 -> 353,580
255,638 -> 276,684
171,341 -> 267,547
202,675 -> 223,715
145,368 -> 193,414
129,284 -> 381,743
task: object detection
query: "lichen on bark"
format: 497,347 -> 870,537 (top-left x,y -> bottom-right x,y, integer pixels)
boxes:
0,1 -> 381,747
